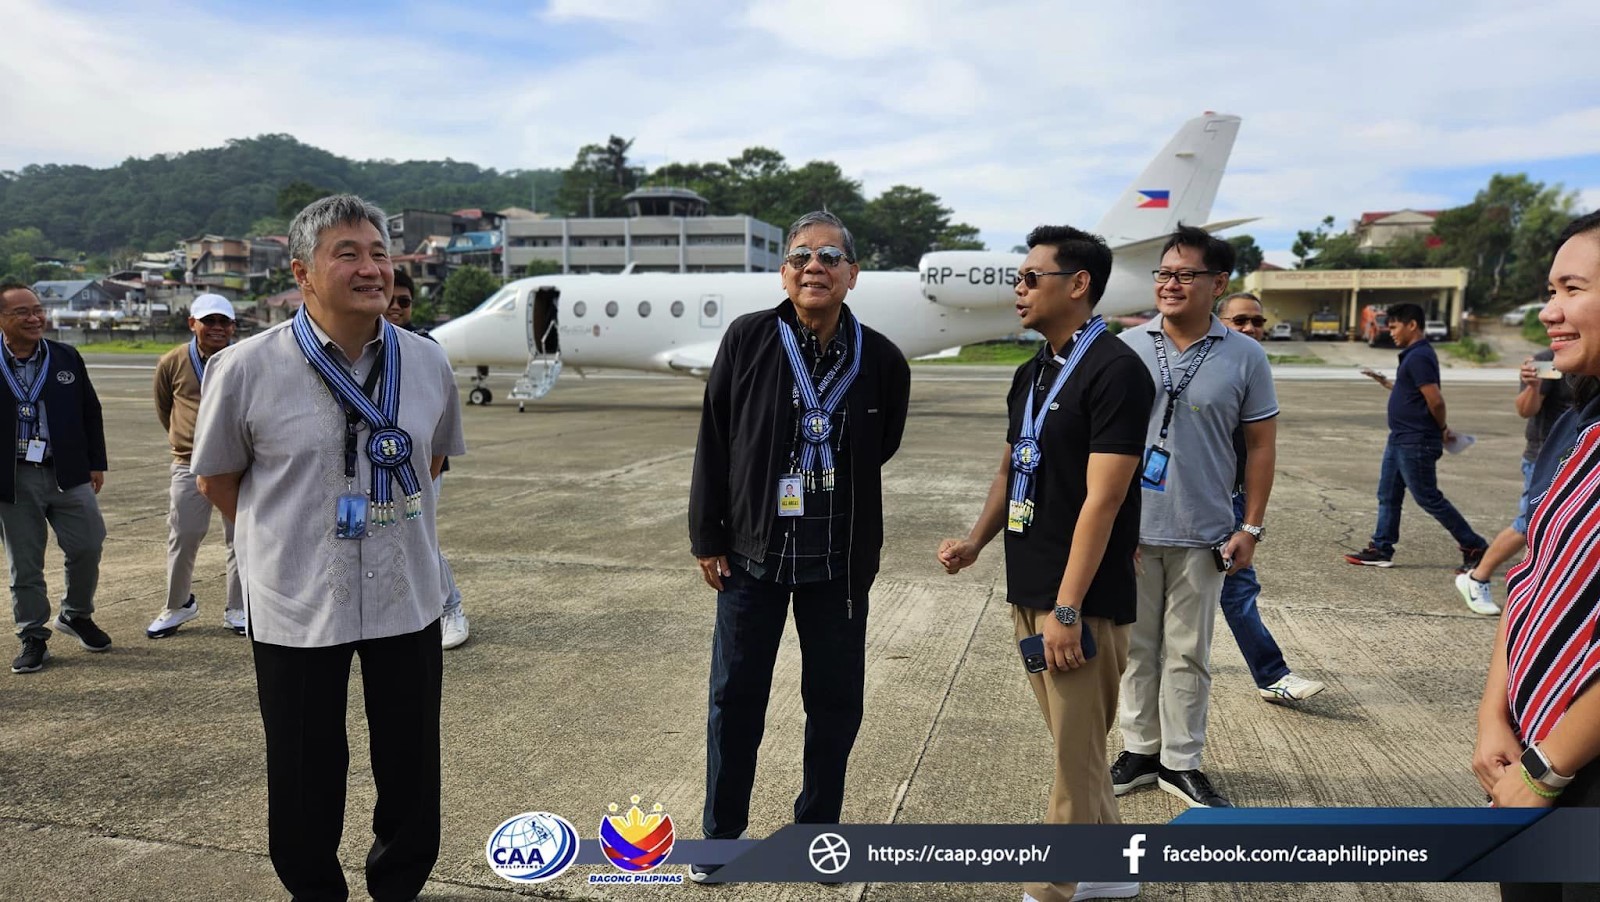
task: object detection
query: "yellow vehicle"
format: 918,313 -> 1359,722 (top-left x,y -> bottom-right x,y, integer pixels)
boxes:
1308,310 -> 1343,341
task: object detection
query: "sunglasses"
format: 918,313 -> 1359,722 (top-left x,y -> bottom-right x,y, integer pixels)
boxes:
1228,315 -> 1267,328
1153,269 -> 1224,284
392,295 -> 413,308
785,246 -> 850,269
1015,269 -> 1085,290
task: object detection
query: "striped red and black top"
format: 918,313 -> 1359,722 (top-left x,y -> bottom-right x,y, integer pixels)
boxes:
1504,419 -> 1600,744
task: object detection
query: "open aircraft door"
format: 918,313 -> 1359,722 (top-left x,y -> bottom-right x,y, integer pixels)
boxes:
509,286 -> 563,411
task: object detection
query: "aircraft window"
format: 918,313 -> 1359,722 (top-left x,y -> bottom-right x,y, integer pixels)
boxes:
572,301 -> 587,317
703,300 -> 719,319
671,301 -> 684,318
605,301 -> 619,317
496,296 -> 516,312
638,301 -> 651,317
469,284 -> 517,314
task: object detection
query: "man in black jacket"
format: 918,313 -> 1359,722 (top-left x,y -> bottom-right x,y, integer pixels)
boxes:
687,211 -> 910,881
0,282 -> 109,674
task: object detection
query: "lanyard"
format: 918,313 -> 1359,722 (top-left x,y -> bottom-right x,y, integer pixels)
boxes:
188,339 -> 207,386
1009,316 -> 1107,512
777,312 -> 863,490
1153,331 -> 1215,444
0,343 -> 51,446
291,309 -> 422,526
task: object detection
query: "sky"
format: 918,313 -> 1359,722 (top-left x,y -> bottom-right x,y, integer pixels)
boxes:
3,0 -> 1598,265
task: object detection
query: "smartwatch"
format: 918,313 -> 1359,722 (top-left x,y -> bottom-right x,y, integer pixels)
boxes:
1521,744 -> 1574,789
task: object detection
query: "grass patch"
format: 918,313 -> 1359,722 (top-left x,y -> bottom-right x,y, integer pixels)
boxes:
1437,336 -> 1498,364
74,339 -> 184,354
1521,310 -> 1550,346
914,342 -> 1043,365
1267,354 -> 1323,365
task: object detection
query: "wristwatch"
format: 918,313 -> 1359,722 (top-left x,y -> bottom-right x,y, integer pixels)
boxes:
1521,744 -> 1574,789
1238,523 -> 1265,542
1052,604 -> 1079,627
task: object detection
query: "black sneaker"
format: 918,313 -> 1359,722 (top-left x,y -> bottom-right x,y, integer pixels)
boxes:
1157,767 -> 1231,808
1343,545 -> 1394,567
56,614 -> 111,652
1110,750 -> 1159,795
686,862 -> 720,884
1458,544 -> 1488,574
11,636 -> 49,673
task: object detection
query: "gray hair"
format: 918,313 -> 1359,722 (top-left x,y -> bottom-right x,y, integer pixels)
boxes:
288,194 -> 390,270
1217,291 -> 1261,314
786,210 -> 856,263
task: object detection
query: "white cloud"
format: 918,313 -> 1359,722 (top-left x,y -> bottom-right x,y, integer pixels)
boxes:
4,0 -> 1599,261
1579,188 -> 1600,214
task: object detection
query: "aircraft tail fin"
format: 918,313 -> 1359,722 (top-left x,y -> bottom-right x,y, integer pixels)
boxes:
1095,112 -> 1242,247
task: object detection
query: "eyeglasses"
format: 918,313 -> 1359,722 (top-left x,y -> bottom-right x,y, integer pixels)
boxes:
392,295 -> 413,308
1015,270 -> 1085,290
0,307 -> 46,320
785,246 -> 851,269
1153,269 -> 1224,284
1227,315 -> 1267,328
197,315 -> 235,327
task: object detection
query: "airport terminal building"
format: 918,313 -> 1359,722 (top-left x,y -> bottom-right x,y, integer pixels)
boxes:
502,188 -> 784,276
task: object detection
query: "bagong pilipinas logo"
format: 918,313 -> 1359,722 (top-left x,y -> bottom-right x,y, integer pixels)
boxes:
589,795 -> 684,885
485,812 -> 579,884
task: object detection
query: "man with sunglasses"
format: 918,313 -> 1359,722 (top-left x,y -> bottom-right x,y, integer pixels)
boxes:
145,294 -> 245,639
386,269 -> 470,650
1214,292 -> 1326,703
688,211 -> 910,882
939,225 -> 1153,902
0,281 -> 109,674
1112,226 -> 1279,808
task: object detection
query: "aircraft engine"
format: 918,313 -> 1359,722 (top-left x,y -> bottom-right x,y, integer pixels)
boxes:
917,251 -> 1026,308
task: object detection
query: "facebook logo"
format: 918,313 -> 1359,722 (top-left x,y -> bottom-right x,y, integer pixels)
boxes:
1123,833 -> 1147,875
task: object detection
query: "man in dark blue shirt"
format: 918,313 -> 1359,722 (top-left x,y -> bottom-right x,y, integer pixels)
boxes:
1346,303 -> 1487,569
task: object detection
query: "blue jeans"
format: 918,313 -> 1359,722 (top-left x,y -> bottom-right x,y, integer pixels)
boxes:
1372,439 -> 1486,554
1511,457 -> 1537,535
1219,494 -> 1289,689
703,567 -> 867,839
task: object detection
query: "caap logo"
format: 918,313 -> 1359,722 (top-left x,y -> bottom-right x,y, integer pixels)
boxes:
485,812 -> 579,884
600,795 -> 674,872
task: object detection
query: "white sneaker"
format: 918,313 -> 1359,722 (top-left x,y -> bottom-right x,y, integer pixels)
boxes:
1259,672 -> 1328,702
1456,572 -> 1501,616
441,608 -> 470,650
1073,882 -> 1141,900
146,597 -> 198,639
223,608 -> 247,636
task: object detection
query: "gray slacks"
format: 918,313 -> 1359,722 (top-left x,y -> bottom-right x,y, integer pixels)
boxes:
2,464 -> 106,640
165,461 -> 241,612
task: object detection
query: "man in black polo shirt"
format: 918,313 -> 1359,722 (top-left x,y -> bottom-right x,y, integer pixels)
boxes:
939,225 -> 1153,902
687,211 -> 910,882
1348,302 -> 1487,569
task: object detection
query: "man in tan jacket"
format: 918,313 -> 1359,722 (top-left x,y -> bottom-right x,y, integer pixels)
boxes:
146,294 -> 244,638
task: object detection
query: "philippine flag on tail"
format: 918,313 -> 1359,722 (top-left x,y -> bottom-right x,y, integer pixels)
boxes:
1137,190 -> 1170,209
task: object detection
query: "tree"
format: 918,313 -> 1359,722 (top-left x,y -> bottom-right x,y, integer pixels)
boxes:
440,265 -> 502,317
861,185 -> 953,268
554,135 -> 642,218
1227,234 -> 1264,276
936,223 -> 986,252
1429,174 -> 1578,311
276,180 -> 334,218
1291,216 -> 1337,268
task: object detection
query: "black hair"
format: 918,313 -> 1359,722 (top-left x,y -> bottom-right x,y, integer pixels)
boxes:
1387,302 -> 1426,328
1556,210 -> 1600,251
1024,225 -> 1113,304
1160,224 -> 1235,275
392,268 -> 416,296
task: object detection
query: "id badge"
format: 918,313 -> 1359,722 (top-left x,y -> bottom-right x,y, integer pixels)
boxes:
1140,445 -> 1171,492
1007,499 -> 1029,533
335,492 -> 369,540
777,474 -> 804,517
24,439 -> 46,463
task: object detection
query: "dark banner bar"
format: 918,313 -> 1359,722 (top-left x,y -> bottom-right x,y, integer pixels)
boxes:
648,809 -> 1600,884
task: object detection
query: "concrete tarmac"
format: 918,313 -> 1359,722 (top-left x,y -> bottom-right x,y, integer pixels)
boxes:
0,356 -> 1531,901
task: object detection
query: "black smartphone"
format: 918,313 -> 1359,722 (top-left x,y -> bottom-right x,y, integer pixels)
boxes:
1081,619 -> 1098,660
1019,634 -> 1047,673
1212,543 -> 1232,572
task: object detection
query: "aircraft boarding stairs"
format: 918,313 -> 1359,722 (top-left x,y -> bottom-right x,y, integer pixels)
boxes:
509,317 -> 562,412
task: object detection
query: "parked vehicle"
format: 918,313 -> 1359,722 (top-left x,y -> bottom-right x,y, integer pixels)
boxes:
1424,320 -> 1449,341
1501,302 -> 1544,326
1360,305 -> 1393,347
1308,310 -> 1343,341
1268,322 -> 1299,341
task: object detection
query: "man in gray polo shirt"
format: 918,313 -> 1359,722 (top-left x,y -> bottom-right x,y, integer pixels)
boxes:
1112,226 -> 1278,809
193,195 -> 465,902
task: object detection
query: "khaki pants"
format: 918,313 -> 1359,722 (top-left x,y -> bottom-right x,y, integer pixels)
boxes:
1119,544 -> 1224,771
165,462 -> 240,612
1013,605 -> 1131,902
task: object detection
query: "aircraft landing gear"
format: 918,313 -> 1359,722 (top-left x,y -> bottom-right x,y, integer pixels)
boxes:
468,366 -> 493,405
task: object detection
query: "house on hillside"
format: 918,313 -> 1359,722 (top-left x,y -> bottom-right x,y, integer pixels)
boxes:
1351,210 -> 1443,251
32,279 -> 111,310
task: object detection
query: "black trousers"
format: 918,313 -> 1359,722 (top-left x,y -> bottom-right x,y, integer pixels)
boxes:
252,621 -> 443,902
1502,761 -> 1600,902
702,569 -> 868,839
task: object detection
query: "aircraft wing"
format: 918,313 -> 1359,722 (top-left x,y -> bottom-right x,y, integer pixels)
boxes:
663,341 -> 721,377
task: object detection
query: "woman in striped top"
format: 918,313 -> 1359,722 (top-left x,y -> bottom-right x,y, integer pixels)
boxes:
1474,211 -> 1600,902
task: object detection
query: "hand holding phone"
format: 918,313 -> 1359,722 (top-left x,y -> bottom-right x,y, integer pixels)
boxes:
1212,543 -> 1232,572
1019,633 -> 1047,673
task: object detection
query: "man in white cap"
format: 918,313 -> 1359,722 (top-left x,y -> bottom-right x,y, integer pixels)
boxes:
146,294 -> 244,638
